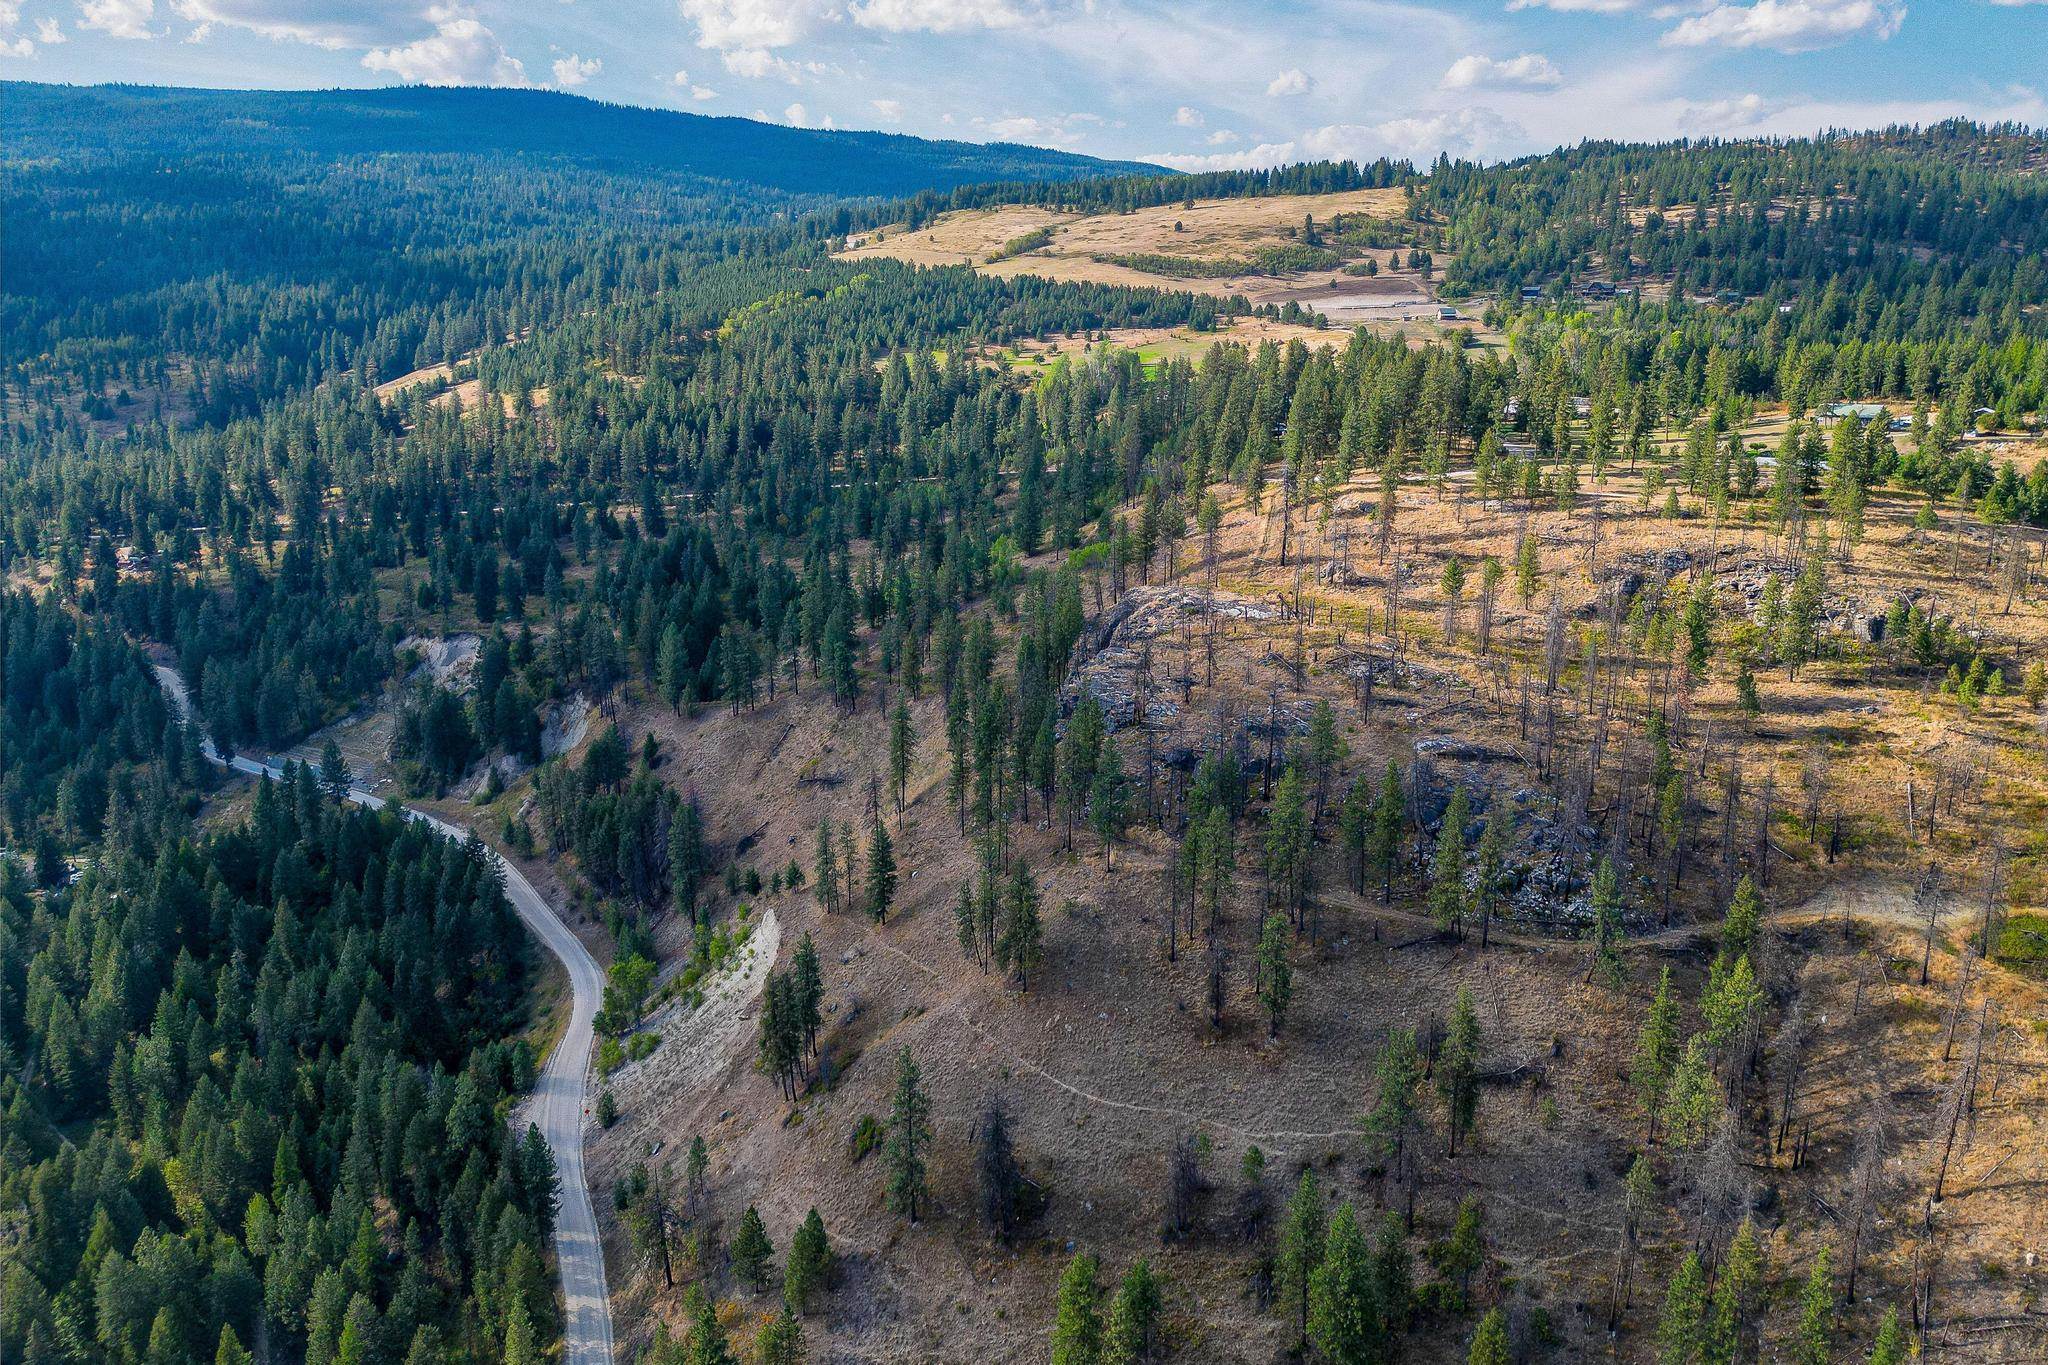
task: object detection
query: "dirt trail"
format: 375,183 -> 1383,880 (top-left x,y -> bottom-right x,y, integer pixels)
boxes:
866,934 -> 1371,1155
851,869 -> 1963,1165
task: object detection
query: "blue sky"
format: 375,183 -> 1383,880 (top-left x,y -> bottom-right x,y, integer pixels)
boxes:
4,0 -> 2043,166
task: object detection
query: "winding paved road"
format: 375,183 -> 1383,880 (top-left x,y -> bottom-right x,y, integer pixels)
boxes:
152,665 -> 614,1365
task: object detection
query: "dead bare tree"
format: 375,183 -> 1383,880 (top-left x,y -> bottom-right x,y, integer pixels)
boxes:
1917,863 -> 1943,987
1771,996 -> 1809,1157
1843,1090 -> 1894,1299
1925,1004 -> 1988,1219
1161,1130 -> 1207,1242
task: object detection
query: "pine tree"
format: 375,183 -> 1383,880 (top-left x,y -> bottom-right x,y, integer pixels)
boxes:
1265,764 -> 1312,927
1701,953 -> 1762,1052
1658,1252 -> 1708,1365
1256,913 -> 1293,1037
1707,1217 -> 1764,1365
1051,1252 -> 1104,1365
1058,695 -> 1105,850
1631,967 -> 1680,1142
888,694 -> 915,815
1368,1028 -> 1424,1224
319,739 -> 351,800
813,819 -> 840,915
1429,786 -> 1470,936
1276,1169 -> 1327,1348
503,1296 -> 542,1365
1590,856 -> 1626,988
1340,773 -> 1373,894
1866,1306 -> 1906,1365
790,933 -> 824,1055
1438,986 -> 1481,1154
1368,760 -> 1404,902
1515,533 -> 1541,608
757,1307 -> 808,1365
1791,1249 -> 1835,1365
997,861 -> 1044,991
685,1283 -> 737,1365
1371,1211 -> 1413,1333
1438,1197 -> 1485,1308
1469,1307 -> 1510,1365
1307,1201 -> 1381,1364
1471,798 -> 1510,948
863,819 -> 896,922
730,1205 -> 773,1292
214,1326 -> 254,1365
783,1208 -> 832,1312
1722,875 -> 1762,964
1661,1036 -> 1721,1150
1304,699 -> 1348,821
1090,740 -> 1129,871
1735,662 -> 1762,720
1104,1259 -> 1162,1365
884,1047 -> 932,1222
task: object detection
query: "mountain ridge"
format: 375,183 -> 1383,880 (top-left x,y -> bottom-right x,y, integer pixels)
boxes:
0,82 -> 1165,197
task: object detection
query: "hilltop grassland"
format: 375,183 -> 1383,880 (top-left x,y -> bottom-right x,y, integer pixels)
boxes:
839,187 -> 1446,325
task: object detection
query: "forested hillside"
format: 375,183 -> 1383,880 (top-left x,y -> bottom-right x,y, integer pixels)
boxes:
2,85 -> 1157,195
4,106 -> 2047,1365
0,82 -> 1152,414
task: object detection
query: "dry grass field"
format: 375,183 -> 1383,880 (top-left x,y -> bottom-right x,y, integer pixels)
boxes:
839,188 -> 1456,326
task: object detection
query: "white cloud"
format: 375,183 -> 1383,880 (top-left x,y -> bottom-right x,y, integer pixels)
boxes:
1318,107 -> 1526,163
668,68 -> 719,97
0,0 -> 34,53
1675,91 -> 1784,133
720,45 -> 819,80
1507,0 -> 1642,10
1266,67 -> 1313,97
1205,128 -> 1240,145
847,0 -> 1026,32
973,110 -> 1101,148
167,0 -> 435,48
79,0 -> 154,38
362,11 -> 527,85
679,0 -> 832,50
870,96 -> 904,120
1147,141 -> 1300,172
782,100 -> 833,126
1174,104 -> 1203,127
1150,105 -> 1524,172
1441,52 -> 1563,90
552,52 -> 599,86
35,15 -> 63,40
1663,1 -> 1905,51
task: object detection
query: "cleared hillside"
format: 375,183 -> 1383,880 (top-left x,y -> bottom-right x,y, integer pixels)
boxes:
839,187 -> 1446,324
